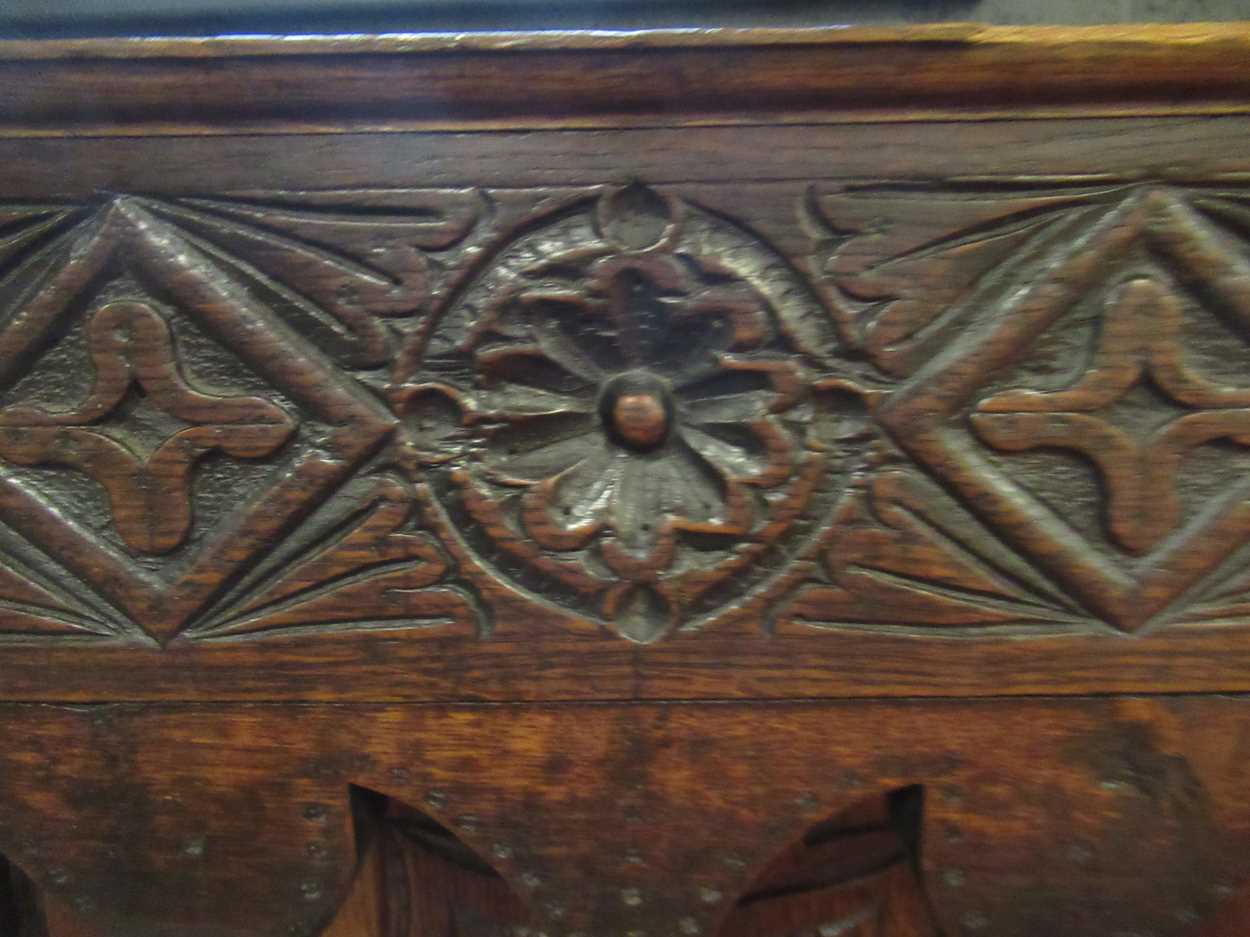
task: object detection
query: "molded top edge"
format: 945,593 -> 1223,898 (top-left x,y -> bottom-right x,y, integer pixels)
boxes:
0,21 -> 1247,60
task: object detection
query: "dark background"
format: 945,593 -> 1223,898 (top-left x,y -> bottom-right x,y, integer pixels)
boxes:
4,0 -> 1250,38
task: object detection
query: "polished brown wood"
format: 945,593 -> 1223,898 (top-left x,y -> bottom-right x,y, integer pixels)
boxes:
6,25 -> 1250,135
0,700 -> 1248,937
0,23 -> 1248,937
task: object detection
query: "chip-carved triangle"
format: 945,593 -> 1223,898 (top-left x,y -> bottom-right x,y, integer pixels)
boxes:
0,541 -> 135,639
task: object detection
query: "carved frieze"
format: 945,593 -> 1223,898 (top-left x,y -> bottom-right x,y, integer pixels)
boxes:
1,183 -> 1250,642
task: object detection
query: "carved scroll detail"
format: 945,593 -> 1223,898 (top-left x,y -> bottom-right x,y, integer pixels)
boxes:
781,470 -> 1093,635
138,190 -> 482,368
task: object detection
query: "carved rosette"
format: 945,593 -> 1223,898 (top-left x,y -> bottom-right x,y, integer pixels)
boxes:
392,185 -> 876,641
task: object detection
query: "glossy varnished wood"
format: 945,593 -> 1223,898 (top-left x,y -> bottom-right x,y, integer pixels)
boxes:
0,118 -> 1249,699
0,24 -> 1249,937
5,25 -> 1250,135
0,698 -> 1247,937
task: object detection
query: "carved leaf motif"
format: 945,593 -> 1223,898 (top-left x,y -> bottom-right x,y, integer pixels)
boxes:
0,205 -> 83,280
782,470 -> 1089,633
807,183 -> 1126,375
189,474 -> 479,640
138,190 -> 482,368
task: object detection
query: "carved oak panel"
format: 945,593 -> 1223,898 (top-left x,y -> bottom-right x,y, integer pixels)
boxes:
5,180 -> 1250,656
2,27 -> 1250,937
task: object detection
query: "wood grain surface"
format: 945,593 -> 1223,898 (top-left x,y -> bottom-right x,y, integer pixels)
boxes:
0,115 -> 1249,699
0,698 -> 1246,937
0,24 -> 1247,936
5,25 -> 1250,135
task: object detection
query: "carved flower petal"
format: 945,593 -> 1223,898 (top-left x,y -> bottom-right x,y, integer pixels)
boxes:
521,443 -> 617,550
611,456 -> 675,554
629,291 -> 770,385
718,355 -> 806,412
483,415 -> 599,485
682,420 -> 794,488
676,355 -> 805,411
680,390 -> 777,426
550,441 -> 621,523
602,448 -> 754,580
676,285 -> 771,350
680,424 -> 767,479
476,343 -> 597,398
656,447 -> 724,525
586,254 -> 691,367
664,346 -> 737,389
480,384 -> 596,419
588,253 -> 689,299
517,293 -> 628,378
